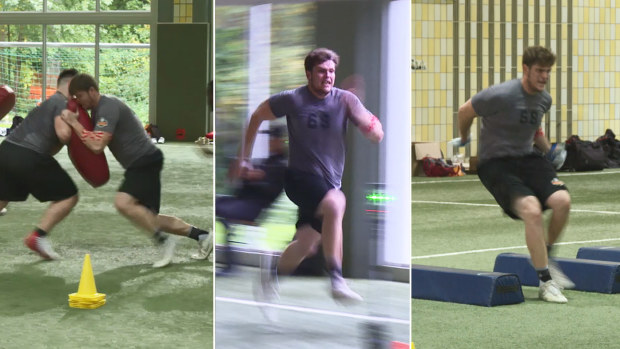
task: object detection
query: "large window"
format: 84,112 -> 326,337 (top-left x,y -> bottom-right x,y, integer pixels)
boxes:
0,0 -> 150,12
214,3 -> 316,249
0,25 -> 42,117
0,1 -> 152,124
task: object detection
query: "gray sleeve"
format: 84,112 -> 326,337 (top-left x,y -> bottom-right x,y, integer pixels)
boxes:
342,90 -> 367,126
93,101 -> 120,134
543,93 -> 553,113
268,90 -> 294,118
471,84 -> 505,117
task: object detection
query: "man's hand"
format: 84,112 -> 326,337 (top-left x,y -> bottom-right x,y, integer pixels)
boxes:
242,168 -> 266,181
448,135 -> 471,147
546,143 -> 567,170
228,158 -> 254,180
60,109 -> 79,125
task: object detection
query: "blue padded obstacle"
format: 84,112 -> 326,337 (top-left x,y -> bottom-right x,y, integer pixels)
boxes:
577,246 -> 620,263
493,253 -> 620,294
411,264 -> 524,307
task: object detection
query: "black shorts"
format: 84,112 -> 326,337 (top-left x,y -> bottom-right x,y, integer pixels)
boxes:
477,153 -> 568,219
215,195 -> 270,222
119,149 -> 163,214
284,169 -> 334,233
0,141 -> 77,202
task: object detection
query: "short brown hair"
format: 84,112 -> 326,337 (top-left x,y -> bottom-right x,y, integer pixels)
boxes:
304,48 -> 339,72
69,73 -> 99,96
57,68 -> 78,86
522,46 -> 556,67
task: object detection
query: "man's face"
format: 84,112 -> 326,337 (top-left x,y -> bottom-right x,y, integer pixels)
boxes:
306,60 -> 336,98
523,63 -> 551,93
74,88 -> 97,109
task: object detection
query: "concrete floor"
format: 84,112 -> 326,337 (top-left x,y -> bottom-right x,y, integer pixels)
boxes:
214,266 -> 410,348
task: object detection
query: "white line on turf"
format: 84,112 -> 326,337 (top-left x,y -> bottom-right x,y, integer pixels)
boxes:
412,200 -> 496,207
412,200 -> 620,215
411,169 -> 620,185
215,296 -> 409,325
412,237 -> 620,260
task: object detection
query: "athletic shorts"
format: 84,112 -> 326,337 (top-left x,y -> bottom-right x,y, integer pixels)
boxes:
0,141 -> 77,202
215,195 -> 270,223
284,168 -> 334,233
477,153 -> 568,219
119,149 -> 163,214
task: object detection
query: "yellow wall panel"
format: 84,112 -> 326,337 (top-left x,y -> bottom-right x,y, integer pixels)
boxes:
413,2 -> 620,148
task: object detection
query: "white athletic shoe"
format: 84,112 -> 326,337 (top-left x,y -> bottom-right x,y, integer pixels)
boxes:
331,277 -> 363,304
0,208 -> 7,216
191,234 -> 213,260
548,261 -> 576,290
253,254 -> 279,322
539,280 -> 568,303
153,235 -> 177,268
24,232 -> 61,260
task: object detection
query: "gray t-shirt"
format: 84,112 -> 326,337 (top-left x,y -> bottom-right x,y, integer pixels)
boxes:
269,86 -> 366,188
6,92 -> 67,154
92,95 -> 157,168
471,78 -> 552,163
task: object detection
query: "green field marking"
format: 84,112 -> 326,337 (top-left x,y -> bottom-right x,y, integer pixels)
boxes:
411,170 -> 620,349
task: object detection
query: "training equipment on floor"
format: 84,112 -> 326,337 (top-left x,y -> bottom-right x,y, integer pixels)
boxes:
494,253 -> 620,294
68,254 -> 106,309
66,99 -> 110,187
0,85 -> 16,120
411,264 -> 524,306
576,246 -> 620,263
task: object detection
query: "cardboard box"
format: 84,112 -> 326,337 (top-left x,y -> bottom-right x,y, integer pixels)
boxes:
467,156 -> 479,174
412,142 -> 442,176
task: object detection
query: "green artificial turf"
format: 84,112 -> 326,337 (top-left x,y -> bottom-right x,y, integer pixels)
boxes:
411,170 -> 620,349
0,141 -> 213,349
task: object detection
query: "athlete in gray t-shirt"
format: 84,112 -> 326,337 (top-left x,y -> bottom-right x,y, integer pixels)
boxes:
236,48 -> 383,307
91,94 -> 157,168
471,78 -> 552,163
62,73 -> 212,268
7,92 -> 68,155
0,69 -> 79,261
269,85 -> 367,189
457,46 -> 572,304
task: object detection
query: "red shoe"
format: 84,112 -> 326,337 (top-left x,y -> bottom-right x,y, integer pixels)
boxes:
24,232 -> 60,260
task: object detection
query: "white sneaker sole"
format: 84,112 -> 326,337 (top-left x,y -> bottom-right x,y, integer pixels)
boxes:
153,236 -> 177,268
191,236 -> 213,260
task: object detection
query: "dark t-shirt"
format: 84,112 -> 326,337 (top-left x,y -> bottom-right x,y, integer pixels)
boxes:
269,86 -> 366,188
7,92 -> 67,154
471,78 -> 552,163
92,95 -> 157,168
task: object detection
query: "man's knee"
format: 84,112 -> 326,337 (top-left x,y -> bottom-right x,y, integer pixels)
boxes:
114,193 -> 134,215
318,189 -> 346,217
65,194 -> 79,208
547,190 -> 571,212
515,196 -> 543,222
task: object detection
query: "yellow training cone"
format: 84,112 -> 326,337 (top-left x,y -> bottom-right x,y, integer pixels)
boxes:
68,254 -> 106,309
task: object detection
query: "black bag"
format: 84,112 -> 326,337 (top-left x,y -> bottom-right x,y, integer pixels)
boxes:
6,115 -> 23,135
145,123 -> 162,139
562,135 -> 607,171
596,129 -> 620,168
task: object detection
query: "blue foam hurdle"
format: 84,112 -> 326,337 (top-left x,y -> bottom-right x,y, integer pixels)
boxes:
411,264 -> 524,307
577,246 -> 620,263
493,253 -> 620,294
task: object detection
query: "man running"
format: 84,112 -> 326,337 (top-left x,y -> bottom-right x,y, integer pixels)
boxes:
235,48 -> 384,305
456,46 -> 573,303
61,73 -> 212,267
0,69 -> 79,260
